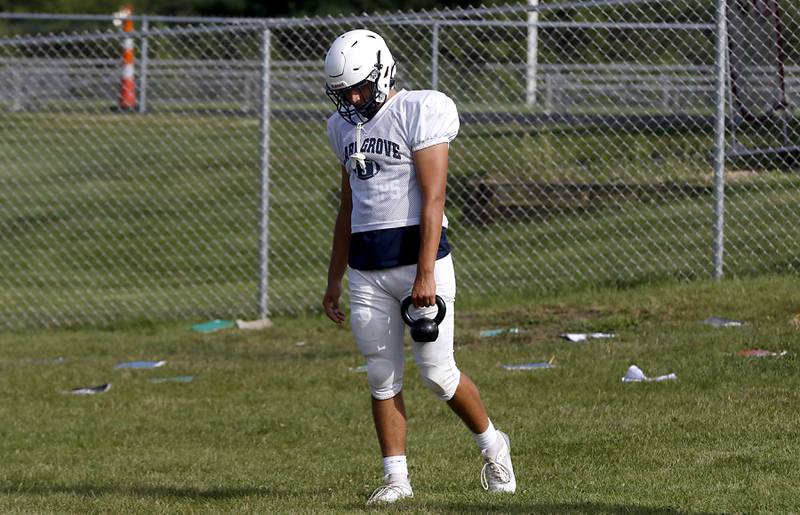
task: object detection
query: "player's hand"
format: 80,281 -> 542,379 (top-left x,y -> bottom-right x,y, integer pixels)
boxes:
323,282 -> 346,324
411,271 -> 436,308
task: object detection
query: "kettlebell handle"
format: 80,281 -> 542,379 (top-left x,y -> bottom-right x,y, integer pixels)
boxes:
400,295 -> 446,326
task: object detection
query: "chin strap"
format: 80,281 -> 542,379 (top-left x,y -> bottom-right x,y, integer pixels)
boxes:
349,122 -> 366,174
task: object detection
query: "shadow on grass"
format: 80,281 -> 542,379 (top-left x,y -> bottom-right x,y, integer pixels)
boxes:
418,501 -> 710,514
0,483 -> 266,500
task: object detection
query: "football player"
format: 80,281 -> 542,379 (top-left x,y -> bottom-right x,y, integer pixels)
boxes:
321,28 -> 516,504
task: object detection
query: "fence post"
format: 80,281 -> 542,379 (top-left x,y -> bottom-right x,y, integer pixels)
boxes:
526,0 -> 539,107
712,0 -> 728,279
544,72 -> 554,114
11,68 -> 23,111
431,22 -> 439,90
242,65 -> 252,115
139,15 -> 149,113
258,27 -> 272,319
660,73 -> 670,110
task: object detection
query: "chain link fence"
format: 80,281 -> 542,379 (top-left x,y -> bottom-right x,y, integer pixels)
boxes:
0,0 -> 798,329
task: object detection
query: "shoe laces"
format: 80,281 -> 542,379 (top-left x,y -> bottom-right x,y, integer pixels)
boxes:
480,456 -> 512,490
367,483 -> 411,504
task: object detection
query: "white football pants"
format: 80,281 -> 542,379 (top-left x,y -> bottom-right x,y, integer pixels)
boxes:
348,253 -> 460,401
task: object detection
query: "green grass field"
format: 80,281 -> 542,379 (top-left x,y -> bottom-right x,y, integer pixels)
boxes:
1,274 -> 799,512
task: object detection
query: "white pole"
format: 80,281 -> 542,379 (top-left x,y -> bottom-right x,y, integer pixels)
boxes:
712,0 -> 727,279
11,68 -> 22,111
139,15 -> 149,113
258,28 -> 271,319
526,0 -> 539,107
431,22 -> 439,90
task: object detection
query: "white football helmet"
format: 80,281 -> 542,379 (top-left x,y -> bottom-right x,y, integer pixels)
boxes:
324,29 -> 397,124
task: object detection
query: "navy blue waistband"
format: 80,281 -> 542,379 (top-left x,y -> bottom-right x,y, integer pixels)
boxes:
349,225 -> 450,271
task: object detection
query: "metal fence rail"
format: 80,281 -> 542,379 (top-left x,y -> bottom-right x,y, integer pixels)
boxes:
0,0 -> 798,328
4,57 -> 799,115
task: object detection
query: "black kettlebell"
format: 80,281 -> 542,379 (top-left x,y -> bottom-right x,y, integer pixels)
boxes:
400,295 -> 446,343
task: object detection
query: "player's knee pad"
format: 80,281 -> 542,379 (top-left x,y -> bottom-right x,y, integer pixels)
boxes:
418,362 -> 461,401
367,356 -> 403,400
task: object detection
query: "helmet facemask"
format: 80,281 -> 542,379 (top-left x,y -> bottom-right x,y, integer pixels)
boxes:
326,69 -> 384,125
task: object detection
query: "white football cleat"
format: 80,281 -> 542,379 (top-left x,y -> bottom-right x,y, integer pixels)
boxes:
366,474 -> 413,505
480,431 -> 517,493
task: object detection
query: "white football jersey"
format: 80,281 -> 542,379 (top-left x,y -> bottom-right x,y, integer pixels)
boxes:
327,89 -> 459,234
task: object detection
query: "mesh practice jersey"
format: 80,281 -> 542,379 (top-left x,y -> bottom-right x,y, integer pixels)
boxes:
327,89 -> 459,234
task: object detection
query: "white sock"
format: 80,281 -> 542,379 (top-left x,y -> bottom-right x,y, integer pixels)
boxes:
383,455 -> 408,479
473,419 -> 499,451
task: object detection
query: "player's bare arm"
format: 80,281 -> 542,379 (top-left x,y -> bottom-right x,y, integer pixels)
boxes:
412,142 -> 449,308
322,166 -> 352,324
